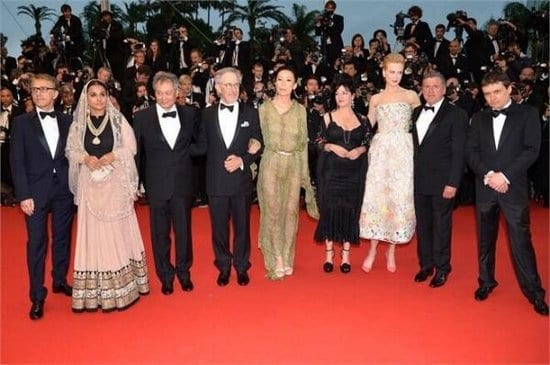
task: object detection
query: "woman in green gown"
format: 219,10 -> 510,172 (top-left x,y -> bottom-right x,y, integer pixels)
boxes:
257,66 -> 318,280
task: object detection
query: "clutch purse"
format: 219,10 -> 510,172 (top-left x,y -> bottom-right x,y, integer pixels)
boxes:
90,164 -> 114,182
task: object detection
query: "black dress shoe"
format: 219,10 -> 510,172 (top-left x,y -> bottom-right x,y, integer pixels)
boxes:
474,286 -> 494,301
237,271 -> 250,286
180,278 -> 194,292
429,272 -> 448,288
414,269 -> 434,282
29,300 -> 44,320
217,272 -> 230,287
323,262 -> 334,273
52,283 -> 73,296
161,282 -> 173,295
533,298 -> 549,316
340,263 -> 351,274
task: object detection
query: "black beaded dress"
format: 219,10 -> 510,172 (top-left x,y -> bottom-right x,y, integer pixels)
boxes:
314,112 -> 371,244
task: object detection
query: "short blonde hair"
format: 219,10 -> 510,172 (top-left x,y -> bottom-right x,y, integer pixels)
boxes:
31,73 -> 59,89
382,53 -> 405,69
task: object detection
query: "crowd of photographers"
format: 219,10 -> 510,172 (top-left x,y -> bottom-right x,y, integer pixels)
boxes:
0,2 -> 548,206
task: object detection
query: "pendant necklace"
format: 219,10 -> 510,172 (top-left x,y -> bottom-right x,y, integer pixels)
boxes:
87,114 -> 109,145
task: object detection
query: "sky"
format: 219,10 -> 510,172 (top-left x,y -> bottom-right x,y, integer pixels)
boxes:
0,0 -> 531,58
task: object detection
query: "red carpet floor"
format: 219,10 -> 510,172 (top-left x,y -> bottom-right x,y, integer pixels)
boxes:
1,203 -> 548,364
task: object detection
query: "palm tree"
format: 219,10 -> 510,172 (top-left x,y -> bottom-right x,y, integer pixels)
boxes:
17,5 -> 56,36
222,0 -> 287,48
80,1 -> 124,38
280,4 -> 320,50
119,1 -> 148,37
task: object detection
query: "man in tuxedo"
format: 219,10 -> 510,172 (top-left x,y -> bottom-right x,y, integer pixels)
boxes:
1,46 -> 17,79
430,24 -> 450,66
315,0 -> 344,69
220,28 -> 251,74
168,26 -> 193,76
134,71 -> 206,295
412,71 -> 468,287
10,74 -> 74,319
437,39 -> 469,84
404,6 -> 433,56
202,67 -> 262,286
50,4 -> 84,61
97,10 -> 126,83
465,69 -> 548,316
457,17 -> 492,84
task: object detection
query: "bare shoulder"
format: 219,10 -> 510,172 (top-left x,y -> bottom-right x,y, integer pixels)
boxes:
405,89 -> 421,107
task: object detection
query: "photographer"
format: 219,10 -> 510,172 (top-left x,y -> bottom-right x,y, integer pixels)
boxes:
438,39 -> 469,84
301,75 -> 324,186
132,81 -> 154,116
404,6 -> 433,55
303,47 -> 331,81
430,24 -> 450,66
0,85 -> 22,206
455,17 -> 492,83
189,49 -> 210,95
284,27 -> 305,75
95,10 -> 125,82
167,25 -> 193,76
401,42 -> 428,91
50,4 -> 84,63
364,38 -> 384,89
315,0 -> 344,69
220,27 -> 250,73
55,84 -> 76,116
1,47 -> 17,82
125,47 -> 146,81
145,39 -> 168,76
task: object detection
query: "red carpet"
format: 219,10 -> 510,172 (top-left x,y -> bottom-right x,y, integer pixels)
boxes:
1,204 -> 548,364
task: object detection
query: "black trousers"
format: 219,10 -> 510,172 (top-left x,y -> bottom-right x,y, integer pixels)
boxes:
25,175 -> 74,302
476,195 -> 545,301
208,194 -> 252,274
149,195 -> 193,285
414,193 -> 454,274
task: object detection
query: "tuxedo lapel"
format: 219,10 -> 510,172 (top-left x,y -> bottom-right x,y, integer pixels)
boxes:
486,112 -> 498,151
53,113 -> 65,159
421,100 -> 447,145
152,108 -> 170,147
173,106 -> 186,147
213,106 -> 227,150
412,106 -> 422,147
31,111 -> 52,157
496,104 -> 516,151
227,103 -> 243,149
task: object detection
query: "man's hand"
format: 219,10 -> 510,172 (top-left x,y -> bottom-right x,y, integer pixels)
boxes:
20,198 -> 35,216
224,154 -> 243,173
442,185 -> 457,199
487,172 -> 509,194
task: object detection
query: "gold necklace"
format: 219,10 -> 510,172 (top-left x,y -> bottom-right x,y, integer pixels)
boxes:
86,114 -> 109,145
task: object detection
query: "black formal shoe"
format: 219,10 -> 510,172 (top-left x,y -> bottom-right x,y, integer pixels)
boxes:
29,300 -> 44,320
414,269 -> 434,282
237,271 -> 250,286
429,272 -> 448,288
474,286 -> 494,301
532,298 -> 549,316
340,263 -> 351,274
180,278 -> 194,292
161,282 -> 173,295
217,272 -> 230,287
323,249 -> 334,273
52,283 -> 73,296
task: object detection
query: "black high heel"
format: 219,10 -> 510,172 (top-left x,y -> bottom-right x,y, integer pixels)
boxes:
340,248 -> 351,274
323,249 -> 334,273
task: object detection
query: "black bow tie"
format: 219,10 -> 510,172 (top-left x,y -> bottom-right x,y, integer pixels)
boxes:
220,104 -> 234,112
162,111 -> 177,118
423,105 -> 435,112
39,111 -> 56,119
491,108 -> 509,118
1,107 -> 9,113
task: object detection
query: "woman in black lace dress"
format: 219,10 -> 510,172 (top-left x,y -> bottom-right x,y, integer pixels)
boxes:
314,78 -> 371,273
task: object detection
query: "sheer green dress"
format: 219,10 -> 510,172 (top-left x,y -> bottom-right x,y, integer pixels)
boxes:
257,100 -> 318,279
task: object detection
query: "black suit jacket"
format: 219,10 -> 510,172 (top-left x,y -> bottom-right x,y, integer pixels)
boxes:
429,38 -> 450,64
202,102 -> 262,196
466,103 -> 541,203
51,14 -> 84,54
412,100 -> 468,195
10,110 -> 72,207
133,104 -> 207,201
221,40 -> 251,72
404,20 -> 433,54
437,53 -> 469,82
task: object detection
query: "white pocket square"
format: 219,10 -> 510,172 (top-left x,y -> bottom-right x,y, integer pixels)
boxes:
240,121 -> 250,128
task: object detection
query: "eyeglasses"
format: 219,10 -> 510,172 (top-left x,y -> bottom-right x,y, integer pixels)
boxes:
31,87 -> 56,94
219,83 -> 240,89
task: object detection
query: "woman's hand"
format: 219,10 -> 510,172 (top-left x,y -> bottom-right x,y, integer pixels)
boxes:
325,143 -> 348,158
84,155 -> 101,170
99,152 -> 115,166
347,146 -> 366,160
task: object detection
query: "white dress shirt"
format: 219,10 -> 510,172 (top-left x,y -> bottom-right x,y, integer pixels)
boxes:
219,102 -> 239,148
36,107 -> 59,157
493,101 -> 511,149
156,104 -> 180,150
416,98 -> 444,144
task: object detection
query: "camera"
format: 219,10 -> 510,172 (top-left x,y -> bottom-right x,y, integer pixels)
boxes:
62,72 -> 75,83
91,26 -> 108,41
309,51 -> 323,64
264,88 -> 276,98
167,25 -> 181,40
313,88 -> 331,105
392,11 -> 409,37
446,10 -> 468,30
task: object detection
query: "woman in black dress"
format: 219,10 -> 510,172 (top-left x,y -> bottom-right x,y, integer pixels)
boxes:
314,78 -> 371,273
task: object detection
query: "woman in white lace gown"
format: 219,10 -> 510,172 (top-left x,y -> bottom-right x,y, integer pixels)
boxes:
359,53 -> 421,272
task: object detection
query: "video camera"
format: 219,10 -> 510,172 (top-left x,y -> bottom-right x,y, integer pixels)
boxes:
91,26 -> 108,42
446,10 -> 468,30
392,11 -> 409,37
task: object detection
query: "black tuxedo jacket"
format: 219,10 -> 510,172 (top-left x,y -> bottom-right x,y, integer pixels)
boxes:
404,20 -> 433,54
221,40 -> 251,71
202,102 -> 262,196
466,103 -> 541,203
169,39 -> 193,74
429,38 -> 450,64
10,110 -> 72,207
437,53 -> 469,82
316,13 -> 344,51
133,104 -> 207,201
412,100 -> 468,195
51,14 -> 84,53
